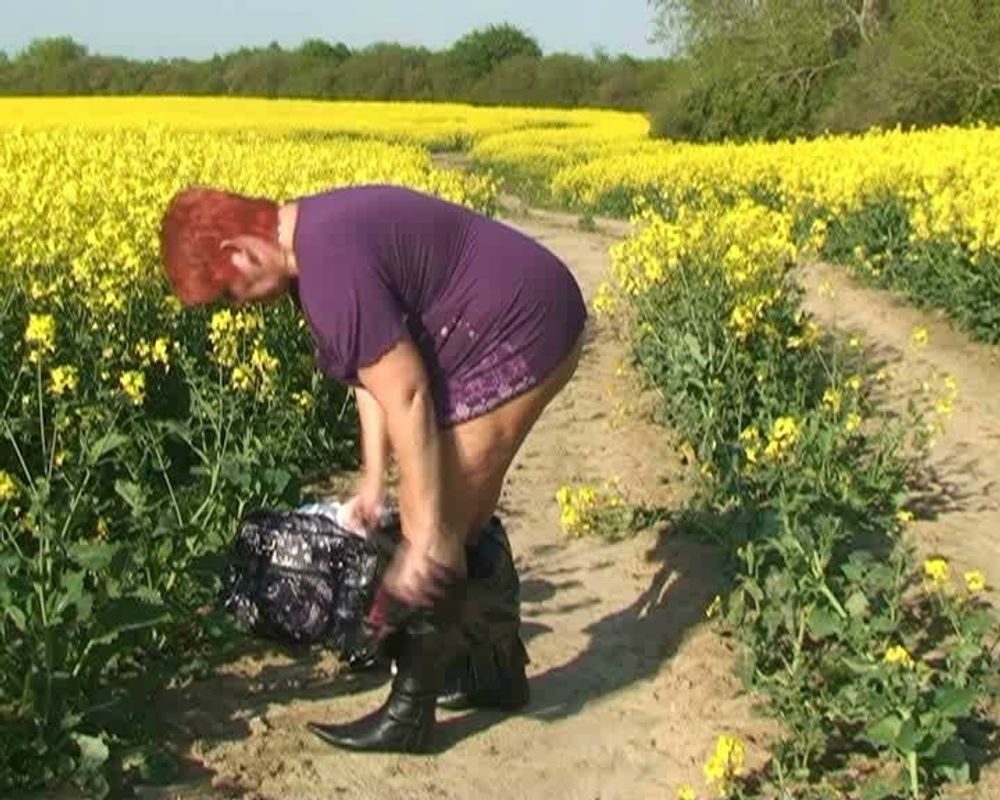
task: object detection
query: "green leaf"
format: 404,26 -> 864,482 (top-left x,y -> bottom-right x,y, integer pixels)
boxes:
262,467 -> 291,495
964,609 -> 997,638
56,570 -> 86,614
895,718 -> 919,752
95,597 -> 169,640
936,686 -> 978,719
741,578 -> 764,604
6,604 -> 27,632
845,590 -> 869,618
808,607 -> 841,640
867,715 -> 902,748
114,480 -> 145,514
932,738 -> 971,784
67,541 -> 120,571
71,733 -> 109,771
87,432 -> 129,464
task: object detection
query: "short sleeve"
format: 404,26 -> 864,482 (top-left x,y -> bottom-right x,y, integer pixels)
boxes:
299,246 -> 407,384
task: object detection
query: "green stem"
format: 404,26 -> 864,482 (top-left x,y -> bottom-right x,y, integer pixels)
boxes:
908,750 -> 919,799
36,359 -> 47,463
3,419 -> 37,493
144,423 -> 184,527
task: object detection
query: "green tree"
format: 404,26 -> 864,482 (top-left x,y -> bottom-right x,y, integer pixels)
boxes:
17,36 -> 89,66
534,53 -> 599,107
447,22 -> 542,83
468,54 -> 540,105
334,44 -> 433,100
13,36 -> 91,94
647,1 -> 890,140
297,38 -> 352,64
824,0 -> 1000,129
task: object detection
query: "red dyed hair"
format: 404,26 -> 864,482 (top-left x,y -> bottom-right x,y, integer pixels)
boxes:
159,186 -> 279,306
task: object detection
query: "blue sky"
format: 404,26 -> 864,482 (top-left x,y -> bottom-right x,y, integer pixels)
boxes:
1,1 -> 668,60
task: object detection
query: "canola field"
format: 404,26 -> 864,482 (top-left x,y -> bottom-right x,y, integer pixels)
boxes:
1,98 -> 998,800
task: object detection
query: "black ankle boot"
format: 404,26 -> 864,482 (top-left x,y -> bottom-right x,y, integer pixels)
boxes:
308,578 -> 467,754
438,516 -> 530,712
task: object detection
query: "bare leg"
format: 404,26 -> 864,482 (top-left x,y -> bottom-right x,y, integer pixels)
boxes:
438,331 -> 585,547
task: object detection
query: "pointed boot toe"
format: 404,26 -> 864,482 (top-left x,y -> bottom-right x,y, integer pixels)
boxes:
306,694 -> 434,753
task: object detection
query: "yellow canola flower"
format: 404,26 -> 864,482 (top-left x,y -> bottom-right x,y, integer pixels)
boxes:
250,344 -> 279,375
677,787 -> 697,800
912,326 -> 930,348
291,391 -> 314,410
883,645 -> 915,668
739,426 -> 762,465
703,734 -> 746,791
119,370 -> 146,406
24,313 -> 57,362
964,570 -> 986,594
592,281 -> 619,316
822,388 -> 843,414
48,365 -> 79,397
0,470 -> 18,502
924,557 -> 951,588
231,365 -> 255,393
555,481 -> 627,537
151,337 -> 171,368
764,416 -> 800,460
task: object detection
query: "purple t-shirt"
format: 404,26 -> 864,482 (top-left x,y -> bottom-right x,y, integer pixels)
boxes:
292,184 -> 587,425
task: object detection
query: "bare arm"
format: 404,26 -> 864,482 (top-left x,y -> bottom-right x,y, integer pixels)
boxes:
354,385 -> 390,498
357,335 -> 445,549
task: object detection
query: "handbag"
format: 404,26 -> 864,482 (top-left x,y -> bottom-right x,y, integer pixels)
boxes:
218,505 -> 401,662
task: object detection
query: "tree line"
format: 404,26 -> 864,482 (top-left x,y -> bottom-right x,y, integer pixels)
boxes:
7,8 -> 999,142
647,0 -> 1000,141
0,24 -> 672,111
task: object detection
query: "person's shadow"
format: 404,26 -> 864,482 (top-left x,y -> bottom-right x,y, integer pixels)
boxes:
431,513 -> 731,749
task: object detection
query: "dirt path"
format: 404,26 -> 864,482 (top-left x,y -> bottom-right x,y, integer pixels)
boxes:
801,262 -> 1000,600
144,211 -> 772,800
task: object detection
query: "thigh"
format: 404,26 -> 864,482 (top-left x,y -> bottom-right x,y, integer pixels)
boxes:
439,331 -> 584,536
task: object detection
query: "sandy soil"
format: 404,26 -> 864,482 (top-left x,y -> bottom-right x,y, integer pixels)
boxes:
139,210 -> 774,800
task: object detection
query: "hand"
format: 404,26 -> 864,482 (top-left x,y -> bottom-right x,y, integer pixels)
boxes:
340,485 -> 384,534
382,537 -> 460,608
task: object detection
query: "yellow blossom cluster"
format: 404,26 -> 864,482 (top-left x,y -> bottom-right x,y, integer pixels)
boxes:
604,198 -> 798,349
883,644 -> 915,668
0,124 -> 496,284
207,310 -> 282,396
3,96 -> 643,153
703,734 -> 746,795
923,556 -> 989,596
539,123 -> 1000,260
740,417 -> 803,466
0,470 -> 18,502
554,479 -> 626,538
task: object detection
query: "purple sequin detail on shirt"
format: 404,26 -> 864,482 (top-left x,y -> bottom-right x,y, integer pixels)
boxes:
441,343 -> 536,425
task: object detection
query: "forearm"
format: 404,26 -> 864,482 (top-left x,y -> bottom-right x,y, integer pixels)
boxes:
383,383 -> 445,545
355,386 -> 390,493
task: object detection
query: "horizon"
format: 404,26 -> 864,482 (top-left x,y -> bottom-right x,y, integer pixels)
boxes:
2,1 -> 669,62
